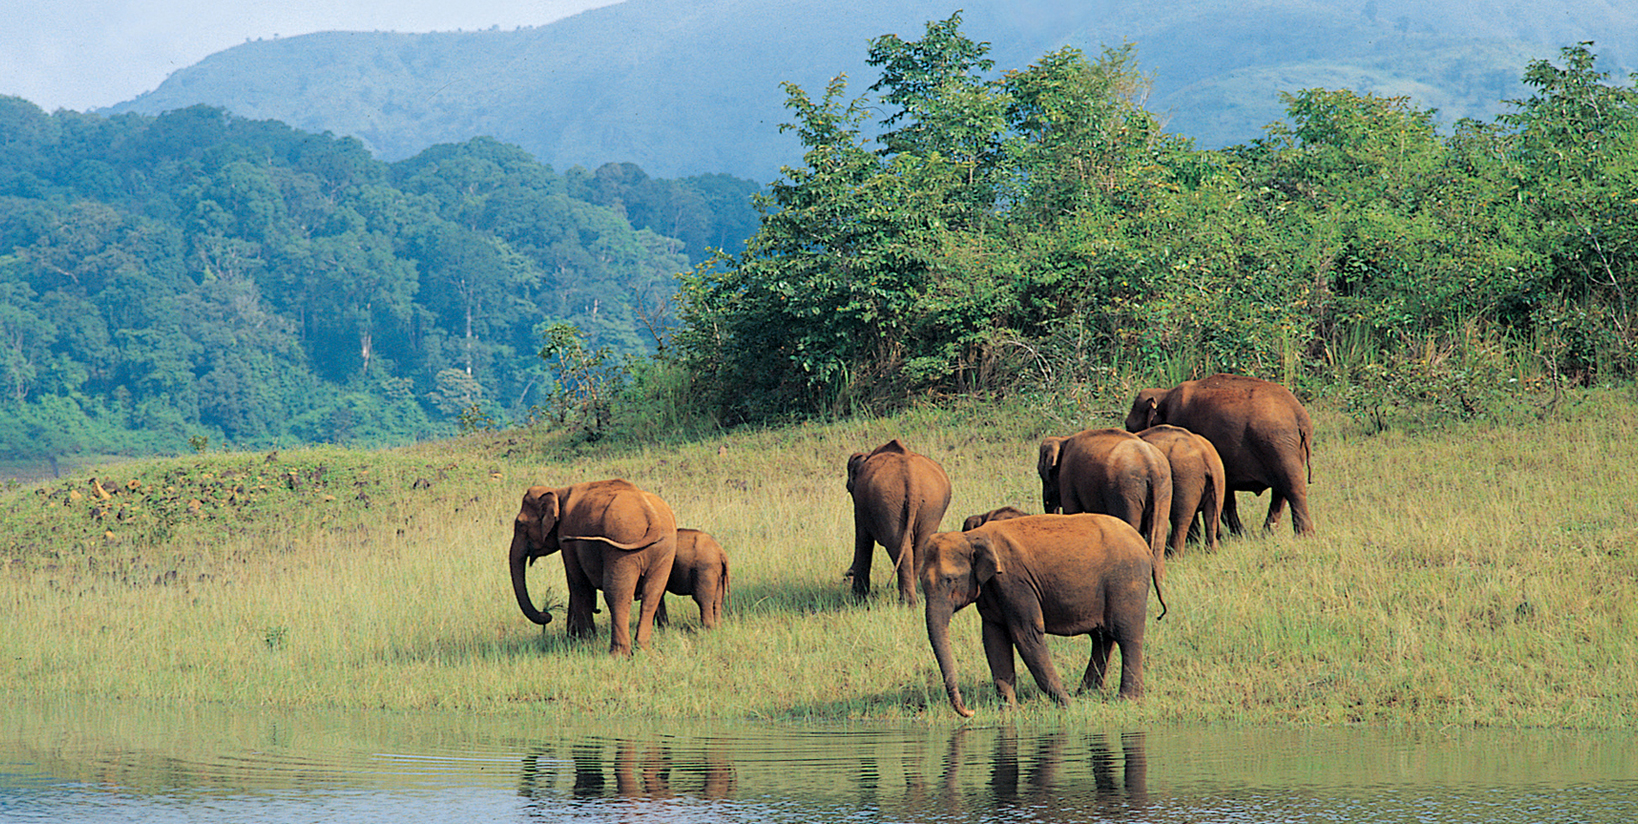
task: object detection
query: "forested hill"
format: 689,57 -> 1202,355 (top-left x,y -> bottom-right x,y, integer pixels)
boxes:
0,100 -> 760,463
99,0 -> 1638,179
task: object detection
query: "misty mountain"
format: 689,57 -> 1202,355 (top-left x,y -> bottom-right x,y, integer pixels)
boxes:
103,0 -> 1637,180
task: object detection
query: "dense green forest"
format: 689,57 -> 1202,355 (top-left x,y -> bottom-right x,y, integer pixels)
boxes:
673,18 -> 1638,425
5,14 -> 1637,465
0,100 -> 760,462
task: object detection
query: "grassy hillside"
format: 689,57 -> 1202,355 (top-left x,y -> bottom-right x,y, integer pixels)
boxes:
4,388 -> 1635,727
101,0 -> 1638,179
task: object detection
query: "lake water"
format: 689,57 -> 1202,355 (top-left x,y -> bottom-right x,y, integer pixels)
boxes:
3,701 -> 1635,823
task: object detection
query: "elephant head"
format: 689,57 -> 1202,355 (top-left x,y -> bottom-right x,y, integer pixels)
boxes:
1124,389 -> 1166,432
920,530 -> 1001,718
1037,437 -> 1068,514
509,485 -> 562,625
962,506 -> 1030,531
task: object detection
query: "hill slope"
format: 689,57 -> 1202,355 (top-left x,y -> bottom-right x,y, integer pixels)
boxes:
102,0 -> 1638,180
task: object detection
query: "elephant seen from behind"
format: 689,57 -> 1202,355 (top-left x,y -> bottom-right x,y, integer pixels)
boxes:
1136,424 -> 1225,556
846,438 -> 953,605
920,513 -> 1161,717
1126,373 -> 1314,536
508,478 -> 677,656
651,527 -> 731,629
1038,428 -> 1171,580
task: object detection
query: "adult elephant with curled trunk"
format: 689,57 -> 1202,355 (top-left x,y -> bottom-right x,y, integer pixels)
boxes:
847,439 -> 952,605
508,478 -> 677,656
1038,429 -> 1171,580
1137,424 -> 1225,556
921,513 -> 1161,717
1125,374 -> 1314,536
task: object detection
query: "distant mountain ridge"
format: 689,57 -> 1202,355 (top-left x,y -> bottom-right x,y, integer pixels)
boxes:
103,0 -> 1638,180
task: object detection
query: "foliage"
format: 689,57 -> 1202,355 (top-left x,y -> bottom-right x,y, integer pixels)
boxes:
536,322 -> 630,441
676,21 -> 1638,428
0,105 -> 757,462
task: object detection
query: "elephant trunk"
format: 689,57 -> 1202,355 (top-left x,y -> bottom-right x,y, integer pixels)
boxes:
509,533 -> 553,626
925,597 -> 974,718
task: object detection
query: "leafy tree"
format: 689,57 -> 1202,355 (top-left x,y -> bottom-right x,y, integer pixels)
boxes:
1499,43 -> 1638,376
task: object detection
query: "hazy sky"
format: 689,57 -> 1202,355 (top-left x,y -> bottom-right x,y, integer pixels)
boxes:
2,0 -> 623,112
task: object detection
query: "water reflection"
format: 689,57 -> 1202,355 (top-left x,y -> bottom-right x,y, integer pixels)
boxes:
4,702 -> 1637,823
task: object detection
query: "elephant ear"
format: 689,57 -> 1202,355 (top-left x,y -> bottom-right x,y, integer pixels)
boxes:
970,533 -> 1004,585
1037,437 -> 1065,481
846,452 -> 868,493
522,486 -> 561,534
1145,397 -> 1161,428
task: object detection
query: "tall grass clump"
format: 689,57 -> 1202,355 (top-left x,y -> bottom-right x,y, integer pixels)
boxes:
2,388 -> 1636,728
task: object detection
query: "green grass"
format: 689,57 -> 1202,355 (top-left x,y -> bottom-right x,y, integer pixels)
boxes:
3,391 -> 1636,728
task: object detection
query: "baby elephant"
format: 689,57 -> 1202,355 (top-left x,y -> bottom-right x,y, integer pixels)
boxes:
652,528 -> 731,629
921,513 -> 1163,718
962,506 -> 1031,531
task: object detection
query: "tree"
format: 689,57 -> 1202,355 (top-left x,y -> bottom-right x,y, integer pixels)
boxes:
1499,43 -> 1638,377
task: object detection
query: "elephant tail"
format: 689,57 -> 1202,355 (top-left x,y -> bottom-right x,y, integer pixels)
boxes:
1151,567 -> 1168,622
1142,476 -> 1166,584
1302,426 -> 1313,485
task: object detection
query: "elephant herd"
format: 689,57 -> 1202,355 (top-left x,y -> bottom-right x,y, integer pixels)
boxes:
507,373 -> 1314,716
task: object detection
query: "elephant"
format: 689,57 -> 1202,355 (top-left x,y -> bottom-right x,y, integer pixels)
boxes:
846,438 -> 953,605
920,513 -> 1162,717
962,505 -> 1030,531
1037,428 -> 1172,580
508,478 -> 678,656
1136,424 -> 1225,556
649,528 -> 730,629
1125,373 -> 1314,535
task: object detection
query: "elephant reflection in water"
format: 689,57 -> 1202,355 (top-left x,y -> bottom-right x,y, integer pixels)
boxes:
516,738 -> 736,806
988,729 -> 1149,812
857,728 -> 1149,818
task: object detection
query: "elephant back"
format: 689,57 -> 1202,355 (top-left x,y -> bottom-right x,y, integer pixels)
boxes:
562,479 -> 677,550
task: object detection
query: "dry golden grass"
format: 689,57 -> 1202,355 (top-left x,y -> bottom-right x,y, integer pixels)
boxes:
3,391 -> 1635,727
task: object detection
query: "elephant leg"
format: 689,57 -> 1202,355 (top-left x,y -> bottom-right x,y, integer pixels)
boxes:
629,552 -> 674,653
981,617 -> 1020,709
893,537 -> 918,606
563,551 -> 599,639
1007,620 -> 1071,706
1221,492 -> 1245,535
1284,477 -> 1315,536
1080,631 -> 1114,693
850,522 -> 875,599
1114,635 -> 1144,699
653,595 -> 669,629
602,586 -> 636,656
1263,490 -> 1288,533
1169,487 -> 1201,558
